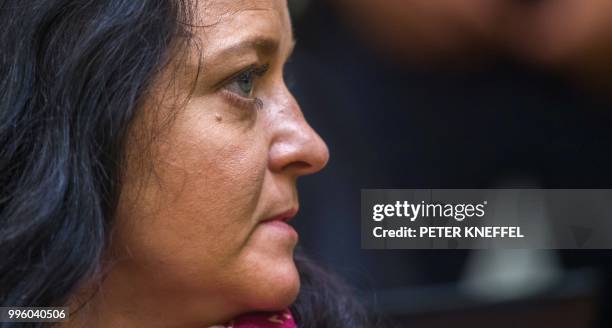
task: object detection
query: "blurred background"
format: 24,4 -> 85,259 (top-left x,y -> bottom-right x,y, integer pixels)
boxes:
286,1 -> 612,327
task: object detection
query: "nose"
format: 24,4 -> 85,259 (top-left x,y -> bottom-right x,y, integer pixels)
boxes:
268,94 -> 329,177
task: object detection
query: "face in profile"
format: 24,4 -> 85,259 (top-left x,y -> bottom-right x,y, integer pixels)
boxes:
90,0 -> 329,326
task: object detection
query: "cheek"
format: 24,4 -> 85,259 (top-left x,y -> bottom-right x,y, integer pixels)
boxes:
160,131 -> 265,246
115,112 -> 267,288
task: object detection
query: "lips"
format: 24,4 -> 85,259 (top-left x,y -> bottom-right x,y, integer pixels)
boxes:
261,208 -> 298,224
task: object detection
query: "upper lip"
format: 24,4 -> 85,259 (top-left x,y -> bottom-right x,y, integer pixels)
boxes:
261,208 -> 298,223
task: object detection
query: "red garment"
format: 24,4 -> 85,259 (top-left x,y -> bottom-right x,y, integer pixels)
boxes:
210,309 -> 296,328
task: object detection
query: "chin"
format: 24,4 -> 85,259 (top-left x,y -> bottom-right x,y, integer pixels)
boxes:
241,256 -> 301,312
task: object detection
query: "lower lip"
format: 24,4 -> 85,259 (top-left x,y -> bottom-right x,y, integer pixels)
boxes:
260,220 -> 298,239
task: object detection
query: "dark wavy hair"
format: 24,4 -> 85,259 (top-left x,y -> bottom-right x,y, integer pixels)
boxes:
0,0 -> 375,327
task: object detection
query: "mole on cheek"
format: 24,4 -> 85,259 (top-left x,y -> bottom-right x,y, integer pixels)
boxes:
215,114 -> 222,122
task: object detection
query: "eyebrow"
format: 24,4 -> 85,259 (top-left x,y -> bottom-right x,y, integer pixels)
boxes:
213,36 -> 296,61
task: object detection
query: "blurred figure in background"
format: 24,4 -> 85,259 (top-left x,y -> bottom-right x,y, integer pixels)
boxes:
505,0 -> 612,90
287,0 -> 612,326
325,0 -> 612,86
329,0 -> 505,64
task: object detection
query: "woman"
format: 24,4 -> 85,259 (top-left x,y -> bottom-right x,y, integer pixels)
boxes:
0,0 -> 374,327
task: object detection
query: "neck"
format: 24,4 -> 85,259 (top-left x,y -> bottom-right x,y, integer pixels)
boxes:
62,264 -> 237,328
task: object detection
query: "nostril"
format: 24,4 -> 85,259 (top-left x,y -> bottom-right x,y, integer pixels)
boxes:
284,161 -> 312,173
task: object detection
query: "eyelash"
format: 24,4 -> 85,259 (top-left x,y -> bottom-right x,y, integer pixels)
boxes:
221,64 -> 269,111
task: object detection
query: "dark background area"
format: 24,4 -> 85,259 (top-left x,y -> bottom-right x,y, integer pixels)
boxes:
286,1 -> 612,326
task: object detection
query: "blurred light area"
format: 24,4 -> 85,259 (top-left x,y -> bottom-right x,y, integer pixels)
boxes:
460,181 -> 561,301
461,250 -> 562,301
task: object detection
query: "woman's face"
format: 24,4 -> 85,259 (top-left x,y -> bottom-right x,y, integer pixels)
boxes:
109,0 -> 328,325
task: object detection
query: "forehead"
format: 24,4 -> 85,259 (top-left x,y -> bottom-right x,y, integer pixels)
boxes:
183,0 -> 293,59
191,0 -> 290,34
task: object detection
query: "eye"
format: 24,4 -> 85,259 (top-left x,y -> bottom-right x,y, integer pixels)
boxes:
224,64 -> 269,98
232,71 -> 254,96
